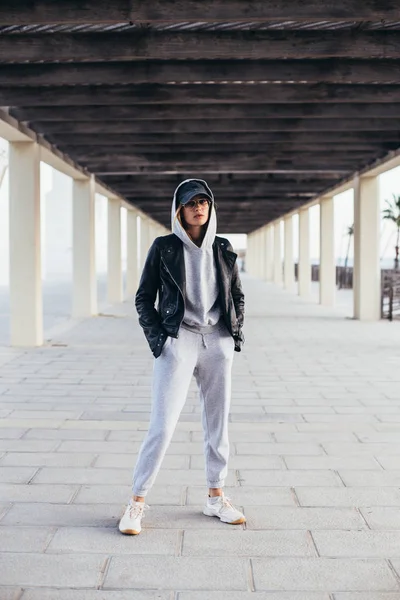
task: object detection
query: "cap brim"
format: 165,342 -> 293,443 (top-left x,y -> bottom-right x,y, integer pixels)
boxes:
179,190 -> 212,205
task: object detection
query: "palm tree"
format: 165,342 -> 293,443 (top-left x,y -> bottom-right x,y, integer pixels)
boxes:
382,195 -> 400,270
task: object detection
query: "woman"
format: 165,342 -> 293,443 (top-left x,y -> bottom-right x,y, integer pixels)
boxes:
119,179 -> 245,535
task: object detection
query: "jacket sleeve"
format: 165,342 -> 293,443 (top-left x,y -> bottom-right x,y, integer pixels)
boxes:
231,261 -> 245,333
135,239 -> 166,353
226,241 -> 245,335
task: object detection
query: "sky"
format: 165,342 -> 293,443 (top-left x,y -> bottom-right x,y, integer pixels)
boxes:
0,135 -> 399,285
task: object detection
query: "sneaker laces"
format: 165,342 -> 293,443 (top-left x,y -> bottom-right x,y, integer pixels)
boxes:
221,496 -> 234,510
208,494 -> 234,510
127,502 -> 149,519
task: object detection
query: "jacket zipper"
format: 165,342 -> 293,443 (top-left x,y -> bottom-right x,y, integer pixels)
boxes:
161,257 -> 185,335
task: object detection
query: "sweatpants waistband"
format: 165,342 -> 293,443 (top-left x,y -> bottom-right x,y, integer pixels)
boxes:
180,318 -> 226,335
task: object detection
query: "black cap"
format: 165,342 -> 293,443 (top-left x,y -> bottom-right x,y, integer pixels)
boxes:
176,180 -> 213,206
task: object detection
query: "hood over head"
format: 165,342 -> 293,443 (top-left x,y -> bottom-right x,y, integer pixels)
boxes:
171,178 -> 217,250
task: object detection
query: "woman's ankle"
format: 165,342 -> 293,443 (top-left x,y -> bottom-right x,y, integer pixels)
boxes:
132,495 -> 145,503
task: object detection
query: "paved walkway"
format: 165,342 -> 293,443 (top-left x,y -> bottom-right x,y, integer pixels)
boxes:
0,274 -> 400,599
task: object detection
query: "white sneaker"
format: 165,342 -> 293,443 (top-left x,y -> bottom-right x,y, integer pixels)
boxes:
118,500 -> 149,535
203,494 -> 246,524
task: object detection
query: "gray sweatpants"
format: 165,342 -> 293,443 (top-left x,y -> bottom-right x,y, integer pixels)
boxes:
132,322 -> 235,497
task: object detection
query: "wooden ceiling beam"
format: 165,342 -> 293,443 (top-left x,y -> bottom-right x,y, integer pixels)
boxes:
86,155 -> 357,173
70,150 -> 378,164
1,60 -> 399,87
2,31 -> 400,62
1,0 -> 398,23
49,132 -> 400,146
34,118 -> 400,134
129,197 -> 314,206
1,84 -> 398,104
103,173 -> 341,182
57,144 -> 399,156
13,102 -> 400,122
112,184 -> 343,196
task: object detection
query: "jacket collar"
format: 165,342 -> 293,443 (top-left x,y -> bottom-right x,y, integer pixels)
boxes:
160,237 -> 186,296
213,238 -> 237,273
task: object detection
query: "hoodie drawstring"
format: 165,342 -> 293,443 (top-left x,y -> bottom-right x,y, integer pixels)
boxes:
201,333 -> 207,349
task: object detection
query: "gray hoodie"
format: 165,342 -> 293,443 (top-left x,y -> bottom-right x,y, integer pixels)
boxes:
171,179 -> 221,330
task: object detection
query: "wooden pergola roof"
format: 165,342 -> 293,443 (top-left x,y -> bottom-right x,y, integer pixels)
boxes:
1,2 -> 400,233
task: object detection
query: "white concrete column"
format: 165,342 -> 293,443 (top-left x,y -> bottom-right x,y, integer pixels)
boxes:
254,233 -> 259,277
261,227 -> 267,280
319,195 -> 335,306
258,229 -> 265,279
253,231 -> 259,277
126,210 -> 139,297
140,217 -> 149,272
284,215 -> 295,292
246,234 -> 252,274
353,175 -> 381,320
273,221 -> 282,284
298,207 -> 311,298
265,225 -> 274,281
107,198 -> 123,304
72,176 -> 97,317
9,141 -> 43,346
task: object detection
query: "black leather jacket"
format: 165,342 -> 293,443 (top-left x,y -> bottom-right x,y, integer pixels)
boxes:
135,234 -> 245,358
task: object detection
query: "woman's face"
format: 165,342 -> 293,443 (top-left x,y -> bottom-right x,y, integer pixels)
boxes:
181,195 -> 210,228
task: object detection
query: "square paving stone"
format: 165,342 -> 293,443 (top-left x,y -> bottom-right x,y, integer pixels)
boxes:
177,594 -> 330,600
274,432 -> 358,443
0,587 -> 22,600
0,483 -> 76,504
190,455 -> 283,470
0,526 -> 54,552
323,443 -> 400,456
1,452 -> 97,468
284,456 -> 381,470
0,428 -> 27,439
32,467 -> 134,485
107,429 -> 189,442
295,487 -> 400,507
359,507 -> 400,530
338,472 -> 400,487
73,484 -> 184,506
137,506 -> 245,530
0,440 -> 58,452
21,591 -> 171,600
244,506 -> 367,530
48,526 -> 178,555
236,443 -> 323,456
23,428 -> 109,440
0,552 -> 106,587
192,431 -> 273,443
186,486 -> 296,507
153,470 -> 236,486
375,456 -> 400,470
333,594 -> 400,600
56,441 -> 142,453
382,562 -> 400,586
95,453 -> 188,470
312,531 -> 400,557
104,556 -> 248,590
0,467 -> 37,484
251,558 -> 399,591
2,503 -> 123,528
182,529 -> 316,557
238,470 -> 342,487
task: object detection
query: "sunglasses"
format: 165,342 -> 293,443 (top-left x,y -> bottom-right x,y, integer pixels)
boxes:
182,198 -> 211,210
